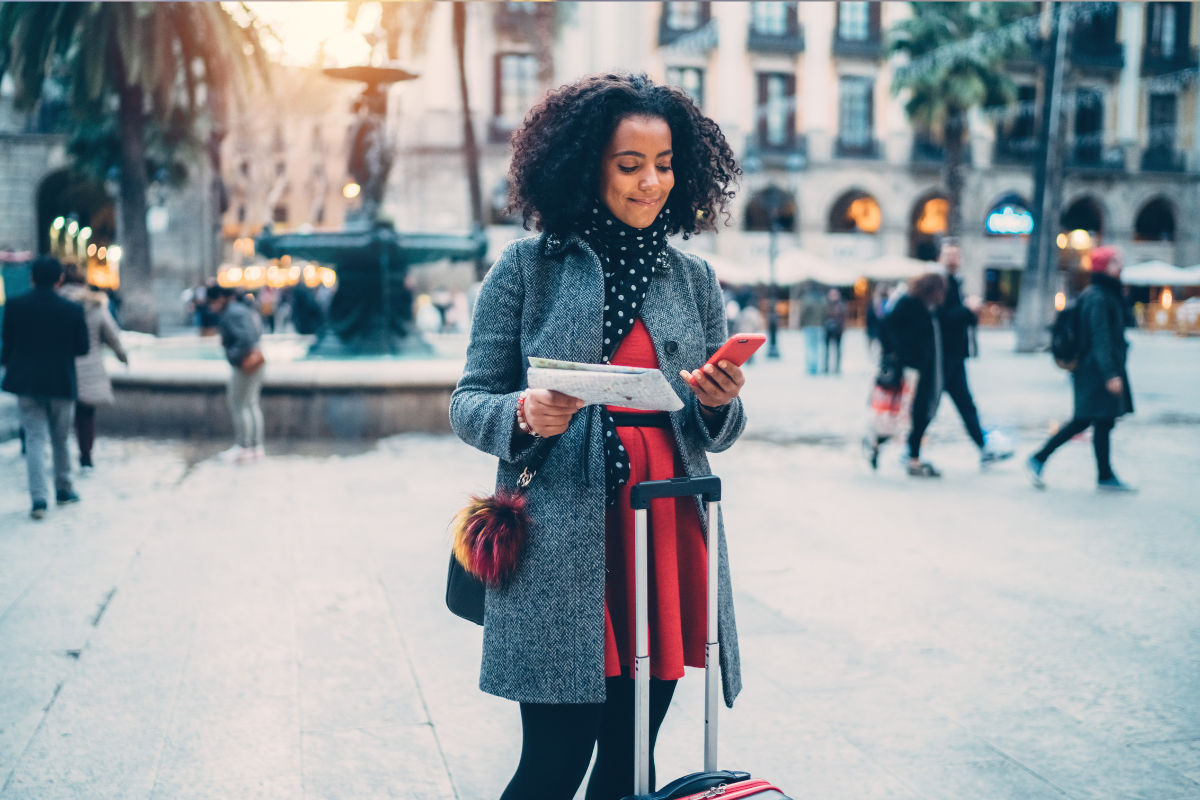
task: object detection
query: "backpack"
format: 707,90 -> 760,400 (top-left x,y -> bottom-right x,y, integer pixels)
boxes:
1050,302 -> 1081,371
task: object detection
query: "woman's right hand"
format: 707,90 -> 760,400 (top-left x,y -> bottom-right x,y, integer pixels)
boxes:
522,389 -> 585,437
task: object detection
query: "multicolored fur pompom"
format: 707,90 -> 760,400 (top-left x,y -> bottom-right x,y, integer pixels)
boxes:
450,489 -> 531,587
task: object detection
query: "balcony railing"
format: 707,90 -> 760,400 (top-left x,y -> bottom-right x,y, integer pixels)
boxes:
1072,39 -> 1124,72
831,35 -> 883,59
1142,47 -> 1200,75
744,134 -> 808,172
1141,146 -> 1186,172
748,25 -> 804,54
911,136 -> 943,163
993,135 -> 1039,165
1065,145 -> 1126,174
835,137 -> 882,159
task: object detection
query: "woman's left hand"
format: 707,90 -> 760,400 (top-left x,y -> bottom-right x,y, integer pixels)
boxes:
680,360 -> 745,410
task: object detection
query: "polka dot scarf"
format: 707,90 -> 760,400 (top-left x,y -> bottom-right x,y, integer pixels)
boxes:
577,203 -> 671,504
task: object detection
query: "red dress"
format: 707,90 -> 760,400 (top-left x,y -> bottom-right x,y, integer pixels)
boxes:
602,319 -> 708,680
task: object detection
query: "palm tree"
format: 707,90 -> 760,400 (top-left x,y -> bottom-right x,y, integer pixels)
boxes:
0,3 -> 266,333
888,3 -> 1035,238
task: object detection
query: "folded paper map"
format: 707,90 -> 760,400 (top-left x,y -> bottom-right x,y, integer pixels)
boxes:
526,357 -> 684,412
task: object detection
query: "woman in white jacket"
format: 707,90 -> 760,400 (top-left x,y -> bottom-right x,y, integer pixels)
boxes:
60,264 -> 127,471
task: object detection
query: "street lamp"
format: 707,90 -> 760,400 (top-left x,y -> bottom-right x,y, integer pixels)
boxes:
757,186 -> 794,360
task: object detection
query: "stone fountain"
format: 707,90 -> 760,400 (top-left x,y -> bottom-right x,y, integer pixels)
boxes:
98,65 -> 485,440
255,64 -> 485,357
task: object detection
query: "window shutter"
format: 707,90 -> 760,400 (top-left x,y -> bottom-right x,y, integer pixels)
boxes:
785,74 -> 797,148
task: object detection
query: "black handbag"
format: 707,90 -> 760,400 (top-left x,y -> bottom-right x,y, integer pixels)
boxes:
446,553 -> 486,625
875,352 -> 902,390
445,434 -> 559,626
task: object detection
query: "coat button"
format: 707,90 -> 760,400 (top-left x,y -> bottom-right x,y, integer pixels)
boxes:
665,341 -> 678,355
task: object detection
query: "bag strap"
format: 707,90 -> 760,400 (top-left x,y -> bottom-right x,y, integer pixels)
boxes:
516,434 -> 561,488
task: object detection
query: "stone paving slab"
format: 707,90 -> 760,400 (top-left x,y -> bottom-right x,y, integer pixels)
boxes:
1,330 -> 1199,799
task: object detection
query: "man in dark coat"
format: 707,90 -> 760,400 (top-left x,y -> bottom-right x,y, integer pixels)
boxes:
938,242 -> 1011,466
1,256 -> 90,518
878,272 -> 947,477
1026,246 -> 1135,491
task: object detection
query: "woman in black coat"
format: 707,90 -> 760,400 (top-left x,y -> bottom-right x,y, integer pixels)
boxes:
1027,247 -> 1134,491
878,273 -> 948,477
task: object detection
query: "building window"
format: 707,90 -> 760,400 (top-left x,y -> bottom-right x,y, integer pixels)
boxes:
995,84 -> 1038,162
1148,2 -> 1179,59
315,206 -> 325,225
237,205 -> 246,223
238,161 -> 250,178
666,66 -> 704,108
744,186 -> 796,232
837,76 -> 874,155
1134,198 -> 1175,241
1072,88 -> 1103,165
750,3 -> 788,36
1143,93 -> 1183,170
829,190 -> 881,234
757,73 -> 795,149
1148,93 -> 1177,150
838,2 -> 871,41
1144,3 -> 1194,72
273,205 -> 288,224
665,2 -> 703,31
495,53 -> 538,129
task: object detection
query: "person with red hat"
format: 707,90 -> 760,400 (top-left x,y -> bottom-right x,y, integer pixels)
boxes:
1026,245 -> 1136,492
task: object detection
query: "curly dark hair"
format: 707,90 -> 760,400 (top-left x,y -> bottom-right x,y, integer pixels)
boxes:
506,72 -> 740,238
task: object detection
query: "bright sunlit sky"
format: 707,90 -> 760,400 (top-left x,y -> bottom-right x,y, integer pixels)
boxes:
232,2 -> 378,68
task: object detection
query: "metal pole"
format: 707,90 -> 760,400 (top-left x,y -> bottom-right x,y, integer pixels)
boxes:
633,506 -> 650,795
1017,2 -> 1070,352
767,222 -> 780,359
703,500 -> 720,772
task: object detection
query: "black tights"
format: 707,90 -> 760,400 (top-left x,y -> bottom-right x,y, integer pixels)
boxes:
499,675 -> 677,800
1034,417 -> 1115,481
75,403 -> 96,466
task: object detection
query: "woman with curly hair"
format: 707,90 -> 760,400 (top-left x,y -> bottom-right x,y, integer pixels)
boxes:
450,72 -> 746,799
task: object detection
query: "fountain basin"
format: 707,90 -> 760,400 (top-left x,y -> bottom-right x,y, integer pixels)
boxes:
98,334 -> 465,439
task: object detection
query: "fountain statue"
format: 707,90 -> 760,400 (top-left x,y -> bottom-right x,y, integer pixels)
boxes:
256,65 -> 486,356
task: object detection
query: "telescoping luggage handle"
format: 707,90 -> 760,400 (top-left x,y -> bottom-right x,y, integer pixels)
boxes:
629,476 -> 722,796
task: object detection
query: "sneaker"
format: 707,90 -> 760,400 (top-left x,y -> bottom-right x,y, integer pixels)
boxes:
980,450 -> 1014,467
235,446 -> 263,465
253,445 -> 266,460
30,501 -> 47,520
861,437 -> 879,471
217,445 -> 244,464
56,489 -> 80,505
1024,456 -> 1046,489
1098,477 -> 1138,493
79,464 -> 94,477
907,461 -> 941,478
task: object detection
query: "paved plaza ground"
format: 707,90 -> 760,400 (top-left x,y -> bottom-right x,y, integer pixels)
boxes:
1,329 -> 1198,800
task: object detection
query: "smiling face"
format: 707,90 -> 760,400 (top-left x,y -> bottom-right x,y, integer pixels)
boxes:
598,115 -> 675,229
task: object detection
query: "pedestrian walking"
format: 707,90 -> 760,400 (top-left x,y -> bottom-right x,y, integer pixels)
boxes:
1026,246 -> 1135,491
58,263 -> 128,472
450,72 -> 747,800
879,272 -> 947,477
937,242 -> 1011,466
797,282 -> 828,375
865,283 -> 888,363
1,256 -> 89,519
207,286 -> 265,464
823,289 -> 847,374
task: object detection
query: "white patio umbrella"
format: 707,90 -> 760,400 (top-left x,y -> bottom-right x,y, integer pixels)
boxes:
1121,260 -> 1200,286
688,252 -> 767,285
852,254 -> 936,281
774,249 -> 852,285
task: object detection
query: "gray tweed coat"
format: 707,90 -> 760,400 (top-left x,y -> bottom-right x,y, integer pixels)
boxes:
450,232 -> 745,707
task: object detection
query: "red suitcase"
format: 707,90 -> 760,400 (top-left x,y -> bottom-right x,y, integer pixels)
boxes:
621,477 -> 791,800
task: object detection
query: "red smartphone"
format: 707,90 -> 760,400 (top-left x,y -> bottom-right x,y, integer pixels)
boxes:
705,333 -> 766,369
